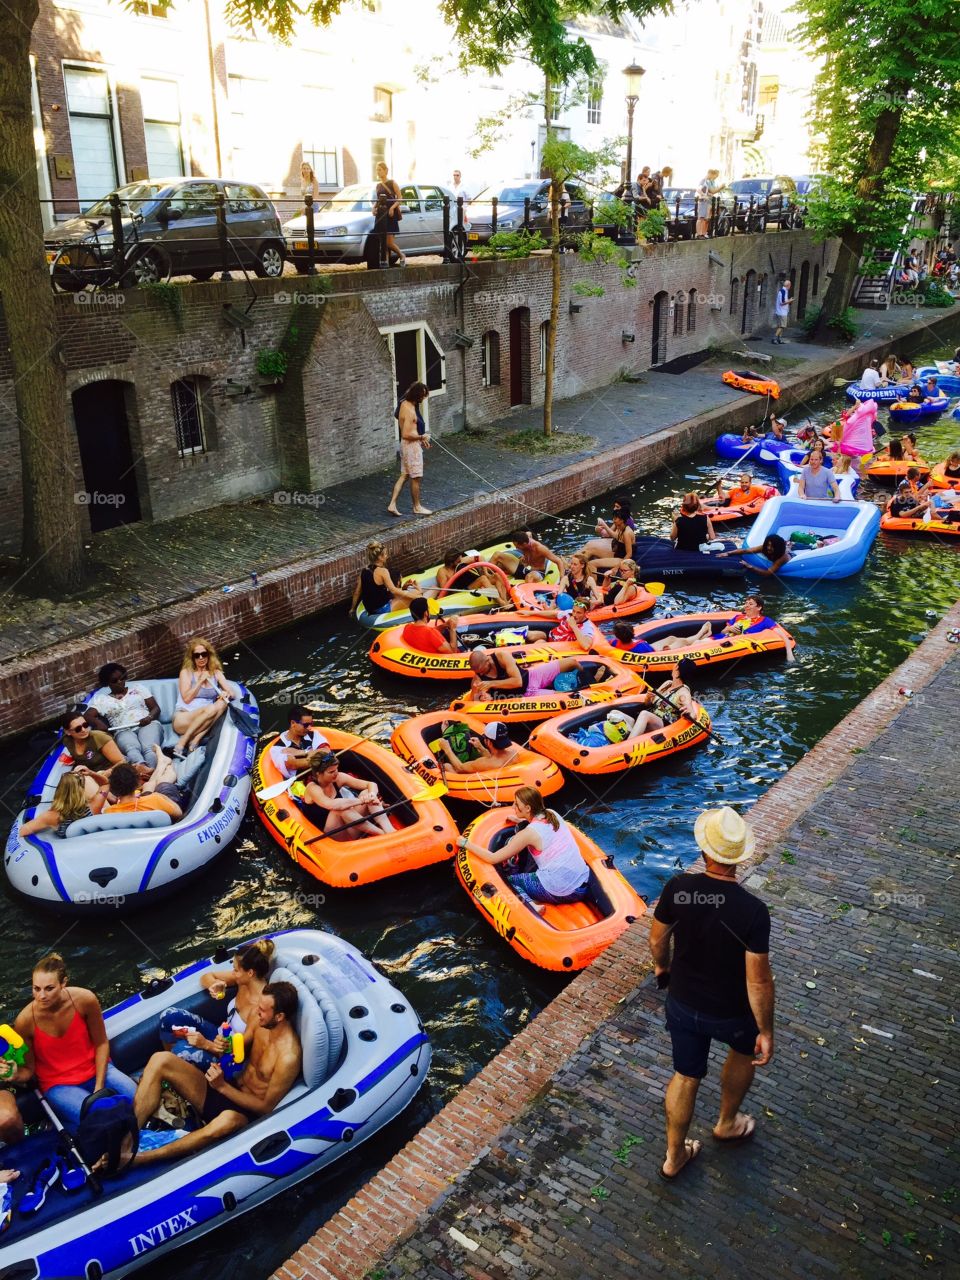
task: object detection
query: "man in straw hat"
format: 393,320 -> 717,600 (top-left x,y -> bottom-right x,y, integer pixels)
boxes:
648,806 -> 774,1180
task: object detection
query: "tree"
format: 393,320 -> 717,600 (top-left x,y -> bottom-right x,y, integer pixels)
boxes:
794,0 -> 960,337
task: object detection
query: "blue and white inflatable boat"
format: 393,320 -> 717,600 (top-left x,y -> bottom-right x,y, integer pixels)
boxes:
845,383 -> 905,404
715,433 -> 794,464
5,680 -> 258,914
915,365 -> 960,396
741,496 -> 881,579
0,929 -> 430,1278
887,394 -> 950,424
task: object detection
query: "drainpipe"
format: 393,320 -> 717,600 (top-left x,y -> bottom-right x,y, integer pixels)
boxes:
204,0 -> 223,174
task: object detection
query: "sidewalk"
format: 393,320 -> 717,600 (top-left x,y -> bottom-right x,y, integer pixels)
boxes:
281,609 -> 960,1280
0,306 -> 945,667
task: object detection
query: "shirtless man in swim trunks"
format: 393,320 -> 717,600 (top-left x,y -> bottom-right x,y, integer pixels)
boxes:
468,648 -> 582,701
491,531 -> 564,582
131,982 -> 302,1164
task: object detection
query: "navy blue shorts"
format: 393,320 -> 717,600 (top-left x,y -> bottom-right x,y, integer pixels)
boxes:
665,995 -> 758,1078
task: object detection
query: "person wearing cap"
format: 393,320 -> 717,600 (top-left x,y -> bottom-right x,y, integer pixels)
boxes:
401,596 -> 460,653
526,596 -> 598,647
270,705 -> 330,779
468,647 -> 582,700
648,806 -> 774,1179
434,720 -> 519,773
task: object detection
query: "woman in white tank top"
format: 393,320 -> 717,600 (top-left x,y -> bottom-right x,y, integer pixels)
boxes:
458,785 -> 589,906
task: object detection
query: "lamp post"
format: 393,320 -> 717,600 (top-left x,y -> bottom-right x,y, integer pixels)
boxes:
623,62 -> 645,188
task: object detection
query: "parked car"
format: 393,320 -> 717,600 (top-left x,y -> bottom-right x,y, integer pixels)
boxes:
466,179 -> 590,245
44,177 -> 285,288
283,182 -> 458,269
725,175 -> 799,229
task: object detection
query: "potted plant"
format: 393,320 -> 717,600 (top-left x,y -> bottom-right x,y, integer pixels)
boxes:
256,349 -> 288,387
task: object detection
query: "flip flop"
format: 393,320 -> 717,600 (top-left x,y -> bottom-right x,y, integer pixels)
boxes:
659,1138 -> 702,1180
713,1114 -> 756,1145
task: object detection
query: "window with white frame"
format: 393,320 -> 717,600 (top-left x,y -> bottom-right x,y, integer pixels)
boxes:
481,330 -> 501,387
372,86 -> 392,122
171,378 -> 211,456
141,76 -> 184,178
587,77 -> 603,125
539,320 -> 550,373
64,65 -> 120,209
301,86 -> 339,186
370,137 -> 389,178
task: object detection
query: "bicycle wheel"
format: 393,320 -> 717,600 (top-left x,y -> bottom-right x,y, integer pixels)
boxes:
49,246 -> 101,293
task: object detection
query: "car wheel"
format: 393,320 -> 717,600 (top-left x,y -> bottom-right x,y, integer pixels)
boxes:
254,242 -> 285,278
191,270 -> 215,282
127,246 -> 171,287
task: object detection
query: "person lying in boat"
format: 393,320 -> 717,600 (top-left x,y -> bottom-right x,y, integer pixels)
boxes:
401,596 -> 460,653
434,720 -> 520,773
710,473 -> 768,509
351,540 -> 424,619
941,452 -> 960,480
297,751 -> 394,839
159,940 -> 276,1071
436,549 -> 511,605
571,705 -> 666,748
18,771 -> 102,839
468,648 -> 583,701
58,708 -> 147,802
598,559 -> 643,609
716,533 -> 791,577
525,597 -> 599,647
608,620 -> 700,655
270,705 -> 330,779
104,752 -> 185,821
904,385 -> 924,404
557,553 -> 602,605
132,982 -> 302,1166
456,787 -> 589,911
927,489 -> 960,523
85,662 -> 163,769
491,530 -> 564,582
922,377 -> 940,403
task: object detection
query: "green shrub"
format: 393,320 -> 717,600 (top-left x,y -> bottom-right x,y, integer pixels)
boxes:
827,307 -> 858,342
256,349 -> 289,378
474,228 -> 546,259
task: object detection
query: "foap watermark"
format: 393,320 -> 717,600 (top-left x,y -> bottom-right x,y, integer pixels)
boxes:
273,490 -> 326,507
473,489 -> 520,508
294,891 -> 326,908
674,889 -> 725,906
73,291 -> 125,307
874,890 -> 925,908
75,491 -> 126,507
75,890 -> 127,908
274,290 -> 327,306
472,290 -> 528,307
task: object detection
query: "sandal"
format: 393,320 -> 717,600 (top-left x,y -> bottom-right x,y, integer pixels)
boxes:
659,1138 -> 702,1180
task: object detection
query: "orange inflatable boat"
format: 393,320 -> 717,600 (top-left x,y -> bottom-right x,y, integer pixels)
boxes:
509,580 -> 658,623
880,512 -> 960,537
928,463 -> 960,491
866,457 -> 930,481
722,369 -> 780,398
447,655 -> 643,724
700,488 -> 775,526
455,809 -> 645,971
369,615 -> 582,680
528,694 -> 711,776
390,710 -> 563,805
595,611 -> 794,673
252,728 -> 458,887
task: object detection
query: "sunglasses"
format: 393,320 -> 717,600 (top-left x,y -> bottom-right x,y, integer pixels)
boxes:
314,755 -> 338,770
298,719 -> 314,728
68,721 -> 89,733
192,651 -> 209,658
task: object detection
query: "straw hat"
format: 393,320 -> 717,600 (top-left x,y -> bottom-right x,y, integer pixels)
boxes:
693,806 -> 755,865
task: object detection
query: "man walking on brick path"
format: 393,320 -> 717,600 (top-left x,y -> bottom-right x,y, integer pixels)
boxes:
773,276 -> 792,344
649,806 -> 775,1179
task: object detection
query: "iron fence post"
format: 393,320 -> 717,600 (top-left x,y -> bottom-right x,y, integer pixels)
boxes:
305,193 -> 316,275
109,192 -> 125,278
216,192 -> 231,281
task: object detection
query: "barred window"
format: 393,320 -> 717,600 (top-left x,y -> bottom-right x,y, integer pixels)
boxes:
673,296 -> 683,336
687,288 -> 697,332
482,330 -> 501,387
171,377 -> 210,456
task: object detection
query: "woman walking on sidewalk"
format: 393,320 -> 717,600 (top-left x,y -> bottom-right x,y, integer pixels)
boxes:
388,381 -> 432,516
648,806 -> 775,1180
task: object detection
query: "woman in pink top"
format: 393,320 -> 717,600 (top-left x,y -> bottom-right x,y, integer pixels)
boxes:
457,786 -> 589,907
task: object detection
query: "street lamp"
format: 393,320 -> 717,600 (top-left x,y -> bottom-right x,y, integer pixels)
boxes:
623,61 -> 645,188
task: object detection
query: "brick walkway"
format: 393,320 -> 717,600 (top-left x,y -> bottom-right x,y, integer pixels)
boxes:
277,609 -> 960,1280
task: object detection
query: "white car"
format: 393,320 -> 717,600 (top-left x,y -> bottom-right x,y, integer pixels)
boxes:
283,181 -> 459,268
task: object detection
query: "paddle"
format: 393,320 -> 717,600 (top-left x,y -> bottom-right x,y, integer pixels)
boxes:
644,684 -> 726,748
35,1086 -> 103,1197
255,729 -> 392,801
227,698 -> 259,740
303,781 -> 448,844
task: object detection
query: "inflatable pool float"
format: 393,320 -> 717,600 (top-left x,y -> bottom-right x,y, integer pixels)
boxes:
846,382 -> 906,404
741,496 -> 881,579
0,929 -> 429,1278
455,810 -> 644,971
630,536 -> 745,580
777,451 -> 859,499
915,364 -> 960,396
5,679 -> 258,915
701,487 -> 775,525
928,463 -> 960,491
866,457 -> 930,482
714,433 -> 793,464
528,694 -> 710,776
354,542 -> 559,629
369,615 -> 583,680
880,512 -> 960,536
447,656 -> 644,724
390,710 -> 562,805
252,728 -> 458,887
509,580 -> 658,622
887,395 -> 949,424
595,612 -> 795,673
722,370 -> 780,398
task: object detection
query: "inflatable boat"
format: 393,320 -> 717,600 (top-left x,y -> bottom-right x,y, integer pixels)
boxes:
846,382 -> 906,404
714,434 -> 793,464
528,695 -> 711,776
880,511 -> 960,537
928,463 -> 960,491
866,457 -> 930,482
721,370 -> 780,398
915,364 -> 960,396
252,728 -> 458,887
509,580 -> 659,622
700,488 -> 774,525
455,811 -> 644,971
5,680 -> 258,915
887,395 -> 949,424
354,542 -> 559,629
630,536 -> 745,580
0,929 -> 430,1279
390,710 -> 562,804
741,496 -> 881,579
595,611 -> 795,673
369,616 -> 583,680
447,656 -> 644,724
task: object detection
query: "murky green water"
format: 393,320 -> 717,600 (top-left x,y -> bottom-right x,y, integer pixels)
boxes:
1,367 -> 959,1278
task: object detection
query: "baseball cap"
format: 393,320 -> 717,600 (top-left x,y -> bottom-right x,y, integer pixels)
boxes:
482,721 -> 511,748
463,549 -> 481,559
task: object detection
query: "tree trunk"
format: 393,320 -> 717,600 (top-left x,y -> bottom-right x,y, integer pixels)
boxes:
809,104 -> 902,340
0,1 -> 85,592
542,75 -> 558,438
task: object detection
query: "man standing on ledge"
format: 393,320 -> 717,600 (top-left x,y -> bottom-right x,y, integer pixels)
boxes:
773,276 -> 792,344
648,806 -> 775,1179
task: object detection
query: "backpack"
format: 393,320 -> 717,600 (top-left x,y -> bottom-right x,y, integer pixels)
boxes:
76,1088 -> 140,1176
429,721 -> 474,763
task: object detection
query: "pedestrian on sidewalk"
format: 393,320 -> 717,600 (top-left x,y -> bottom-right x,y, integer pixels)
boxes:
373,161 -> 404,268
649,806 -> 775,1180
695,169 -> 719,238
773,277 -> 791,343
387,381 -> 432,516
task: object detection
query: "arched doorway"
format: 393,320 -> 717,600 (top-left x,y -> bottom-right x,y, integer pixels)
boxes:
508,306 -> 531,406
651,291 -> 669,365
71,381 -> 142,532
796,260 -> 810,320
742,269 -> 757,334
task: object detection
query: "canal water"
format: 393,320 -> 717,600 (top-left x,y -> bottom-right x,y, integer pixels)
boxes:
2,371 -> 959,1277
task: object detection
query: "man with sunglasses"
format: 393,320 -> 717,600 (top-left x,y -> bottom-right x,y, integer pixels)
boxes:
269,705 -> 330,779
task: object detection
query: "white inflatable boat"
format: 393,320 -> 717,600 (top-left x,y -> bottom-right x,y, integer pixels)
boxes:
4,679 -> 258,914
0,929 -> 431,1278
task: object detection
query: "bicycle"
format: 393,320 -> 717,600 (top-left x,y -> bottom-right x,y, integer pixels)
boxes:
50,216 -> 172,292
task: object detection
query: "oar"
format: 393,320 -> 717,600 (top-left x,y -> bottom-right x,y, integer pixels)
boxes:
714,435 -> 762,484
303,781 -> 448,844
35,1087 -> 102,1197
644,581 -> 665,596
227,699 -> 259,740
255,728 -> 392,801
644,685 -> 726,748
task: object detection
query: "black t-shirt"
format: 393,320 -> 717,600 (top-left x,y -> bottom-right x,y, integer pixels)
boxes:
654,872 -> 770,1018
674,512 -> 709,552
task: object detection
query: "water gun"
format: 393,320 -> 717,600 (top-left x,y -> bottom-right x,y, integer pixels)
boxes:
0,1024 -> 27,1071
218,1022 -> 245,1079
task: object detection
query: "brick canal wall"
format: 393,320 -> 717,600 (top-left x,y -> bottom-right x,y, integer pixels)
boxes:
272,600 -> 960,1280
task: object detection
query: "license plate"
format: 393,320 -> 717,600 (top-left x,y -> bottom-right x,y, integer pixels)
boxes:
594,228 -> 605,236
47,250 -> 66,264
468,232 -> 479,241
293,241 -> 308,251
